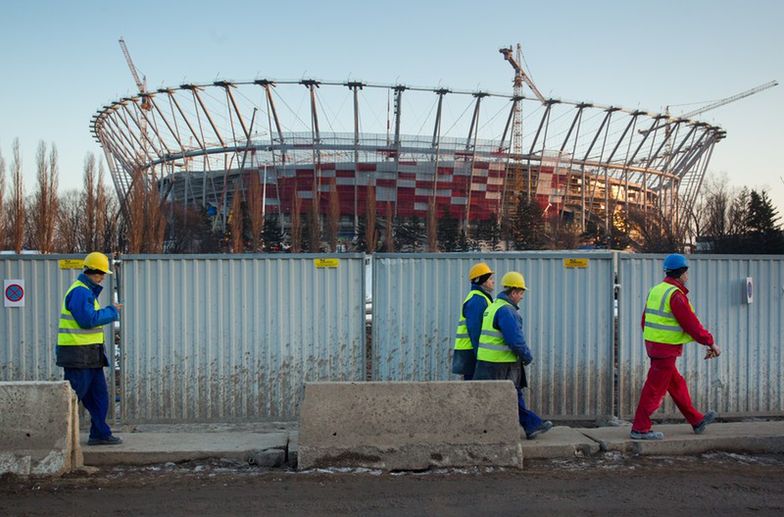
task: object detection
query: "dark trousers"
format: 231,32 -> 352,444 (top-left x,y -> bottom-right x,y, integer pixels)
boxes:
64,367 -> 112,439
517,388 -> 543,437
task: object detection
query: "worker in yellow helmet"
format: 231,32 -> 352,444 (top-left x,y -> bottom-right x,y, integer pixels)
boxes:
474,271 -> 552,439
56,252 -> 123,445
452,262 -> 495,380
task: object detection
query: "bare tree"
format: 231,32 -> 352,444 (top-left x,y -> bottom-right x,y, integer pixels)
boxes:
427,198 -> 437,252
246,172 -> 263,252
384,201 -> 394,252
30,142 -> 59,253
365,185 -> 377,253
9,139 -> 25,253
230,182 -> 244,253
126,170 -> 146,253
308,197 -> 321,252
95,160 -> 110,251
57,190 -> 83,252
290,189 -> 302,253
0,146 -> 6,249
328,181 -> 340,251
146,177 -> 166,253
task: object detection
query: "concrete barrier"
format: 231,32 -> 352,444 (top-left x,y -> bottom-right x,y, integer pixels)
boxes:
297,381 -> 523,470
0,381 -> 83,476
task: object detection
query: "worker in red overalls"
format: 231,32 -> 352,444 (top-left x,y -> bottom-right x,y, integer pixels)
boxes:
630,253 -> 720,440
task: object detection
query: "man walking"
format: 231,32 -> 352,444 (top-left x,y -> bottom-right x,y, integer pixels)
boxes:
452,262 -> 495,380
56,252 -> 123,445
474,271 -> 552,439
630,253 -> 720,440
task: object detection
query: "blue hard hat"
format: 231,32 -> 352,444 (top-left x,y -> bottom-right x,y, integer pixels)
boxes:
663,253 -> 688,272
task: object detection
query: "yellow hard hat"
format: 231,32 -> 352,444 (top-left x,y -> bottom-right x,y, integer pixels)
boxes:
468,262 -> 493,281
501,271 -> 527,290
83,252 -> 113,274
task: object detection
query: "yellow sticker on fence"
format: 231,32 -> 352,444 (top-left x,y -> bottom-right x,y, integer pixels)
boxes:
314,258 -> 340,269
58,259 -> 84,270
563,258 -> 589,269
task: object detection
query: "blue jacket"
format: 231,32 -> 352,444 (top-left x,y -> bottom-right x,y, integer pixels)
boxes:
66,273 -> 119,328
473,292 -> 533,388
55,273 -> 118,369
492,292 -> 533,365
464,282 -> 493,349
451,283 -> 493,377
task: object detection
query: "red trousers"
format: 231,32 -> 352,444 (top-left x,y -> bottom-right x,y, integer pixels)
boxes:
632,355 -> 704,432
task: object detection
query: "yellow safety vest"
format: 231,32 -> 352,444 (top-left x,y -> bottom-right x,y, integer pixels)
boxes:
453,289 -> 492,351
642,282 -> 694,345
57,280 -> 104,346
477,298 -> 518,363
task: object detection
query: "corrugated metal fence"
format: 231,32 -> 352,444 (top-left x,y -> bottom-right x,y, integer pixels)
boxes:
2,253 -> 782,423
120,254 -> 366,422
0,254 -> 116,417
618,254 -> 784,418
372,252 -> 616,418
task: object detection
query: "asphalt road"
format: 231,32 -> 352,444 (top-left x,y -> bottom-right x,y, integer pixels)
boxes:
2,453 -> 783,516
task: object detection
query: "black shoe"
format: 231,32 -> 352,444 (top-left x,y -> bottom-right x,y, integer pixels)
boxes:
693,410 -> 717,434
88,435 -> 123,446
527,420 -> 553,440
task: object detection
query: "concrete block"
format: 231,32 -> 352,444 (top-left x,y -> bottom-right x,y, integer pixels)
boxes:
297,381 -> 523,471
0,381 -> 83,476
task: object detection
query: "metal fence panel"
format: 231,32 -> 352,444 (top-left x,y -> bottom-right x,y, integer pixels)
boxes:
618,254 -> 784,418
121,254 -> 366,423
372,252 -> 615,418
0,255 -> 116,417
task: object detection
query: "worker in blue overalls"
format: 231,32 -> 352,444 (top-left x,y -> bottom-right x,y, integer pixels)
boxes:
452,262 -> 495,380
56,252 -> 123,445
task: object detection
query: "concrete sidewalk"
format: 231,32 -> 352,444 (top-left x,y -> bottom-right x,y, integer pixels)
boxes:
81,421 -> 784,468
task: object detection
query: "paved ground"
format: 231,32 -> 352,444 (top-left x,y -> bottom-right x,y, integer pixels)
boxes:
2,453 -> 783,516
80,421 -> 784,467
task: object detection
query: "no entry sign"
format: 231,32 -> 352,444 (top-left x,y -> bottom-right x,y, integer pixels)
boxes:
4,279 -> 25,308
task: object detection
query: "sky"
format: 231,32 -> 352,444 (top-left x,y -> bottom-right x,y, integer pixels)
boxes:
1,0 -> 782,211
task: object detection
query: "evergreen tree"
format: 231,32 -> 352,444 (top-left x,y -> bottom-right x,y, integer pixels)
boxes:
745,189 -> 784,253
475,216 -> 501,250
395,216 -> 425,252
511,193 -> 543,250
437,208 -> 460,251
262,215 -> 285,252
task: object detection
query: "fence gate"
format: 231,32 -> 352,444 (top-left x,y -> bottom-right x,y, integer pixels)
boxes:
119,254 -> 366,423
372,252 -> 616,419
617,254 -> 784,419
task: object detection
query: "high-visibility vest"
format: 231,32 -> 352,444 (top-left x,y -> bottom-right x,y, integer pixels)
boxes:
477,298 -> 518,363
642,282 -> 694,345
57,280 -> 104,346
453,289 -> 492,351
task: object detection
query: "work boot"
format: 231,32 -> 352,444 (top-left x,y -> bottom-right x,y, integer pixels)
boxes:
87,435 -> 123,446
629,430 -> 664,440
693,410 -> 717,434
527,420 -> 553,439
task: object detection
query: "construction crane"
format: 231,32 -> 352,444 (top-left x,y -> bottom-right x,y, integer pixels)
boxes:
118,37 -> 152,110
644,80 -> 778,135
499,44 -> 546,103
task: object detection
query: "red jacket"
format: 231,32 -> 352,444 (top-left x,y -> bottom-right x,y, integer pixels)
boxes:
641,277 -> 714,358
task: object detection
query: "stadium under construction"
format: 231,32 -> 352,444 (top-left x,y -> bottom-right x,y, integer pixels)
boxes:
91,45 -> 770,246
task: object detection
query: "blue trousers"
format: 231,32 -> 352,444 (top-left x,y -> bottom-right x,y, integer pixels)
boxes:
64,368 -> 112,440
517,387 -> 543,437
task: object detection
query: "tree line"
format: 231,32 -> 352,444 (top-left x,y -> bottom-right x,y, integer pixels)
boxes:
1,138 -> 781,255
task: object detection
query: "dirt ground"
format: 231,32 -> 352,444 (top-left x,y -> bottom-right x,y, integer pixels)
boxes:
2,453 -> 783,516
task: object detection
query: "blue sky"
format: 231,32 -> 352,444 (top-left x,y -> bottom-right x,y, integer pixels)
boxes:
1,0 -> 782,211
